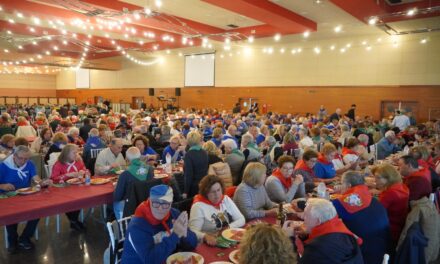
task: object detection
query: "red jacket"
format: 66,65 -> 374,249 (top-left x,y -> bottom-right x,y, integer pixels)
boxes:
404,172 -> 432,201
379,183 -> 409,242
51,160 -> 86,183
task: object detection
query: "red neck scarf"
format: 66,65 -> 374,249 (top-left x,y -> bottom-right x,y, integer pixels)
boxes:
272,168 -> 292,190
342,147 -> 358,157
134,200 -> 171,234
305,216 -> 362,245
379,183 -> 409,201
408,168 -> 431,183
295,159 -> 313,174
338,185 -> 372,214
317,153 -> 332,165
193,194 -> 224,210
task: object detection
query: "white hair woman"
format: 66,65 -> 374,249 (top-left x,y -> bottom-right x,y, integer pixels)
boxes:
67,127 -> 84,147
223,139 -> 245,185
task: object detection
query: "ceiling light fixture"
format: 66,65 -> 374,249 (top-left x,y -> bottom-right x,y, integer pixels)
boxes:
303,31 -> 310,38
334,25 -> 342,33
274,34 -> 281,41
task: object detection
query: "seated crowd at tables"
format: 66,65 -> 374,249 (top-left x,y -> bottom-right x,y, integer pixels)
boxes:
0,103 -> 440,263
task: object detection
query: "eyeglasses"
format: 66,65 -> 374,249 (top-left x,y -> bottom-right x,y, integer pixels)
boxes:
281,167 -> 294,171
151,201 -> 171,209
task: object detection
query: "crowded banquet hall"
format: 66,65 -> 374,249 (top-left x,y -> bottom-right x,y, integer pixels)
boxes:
1,0 -> 440,263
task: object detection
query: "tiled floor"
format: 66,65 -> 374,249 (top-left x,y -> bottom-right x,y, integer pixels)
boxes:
0,210 -> 109,264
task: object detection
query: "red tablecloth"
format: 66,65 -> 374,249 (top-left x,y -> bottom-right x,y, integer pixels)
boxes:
194,216 -> 278,263
0,183 -> 114,226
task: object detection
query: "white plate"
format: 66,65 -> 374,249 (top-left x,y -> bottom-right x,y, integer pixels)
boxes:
17,187 -> 39,195
229,250 -> 239,264
115,170 -> 124,175
221,228 -> 245,242
154,173 -> 169,179
166,252 -> 204,264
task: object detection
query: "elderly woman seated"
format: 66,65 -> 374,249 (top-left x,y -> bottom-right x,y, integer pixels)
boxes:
241,134 -> 261,161
161,135 -> 185,163
132,135 -> 158,162
113,146 -> 154,219
265,155 -> 305,203
240,223 -> 296,264
332,171 -> 391,264
223,139 -> 245,186
122,185 -> 197,264
0,134 -> 15,160
189,175 -> 245,246
341,137 -> 364,170
67,127 -> 85,147
283,198 -> 363,264
50,144 -> 87,231
372,163 -> 409,246
233,162 -> 277,220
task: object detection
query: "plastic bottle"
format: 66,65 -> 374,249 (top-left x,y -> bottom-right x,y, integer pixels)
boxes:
85,170 -> 91,186
317,182 -> 327,198
165,153 -> 172,173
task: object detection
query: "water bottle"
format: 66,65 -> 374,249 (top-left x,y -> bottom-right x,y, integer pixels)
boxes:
317,182 -> 326,198
165,153 -> 172,173
85,170 -> 91,186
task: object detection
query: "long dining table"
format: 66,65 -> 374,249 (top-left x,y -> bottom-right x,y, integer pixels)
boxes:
0,180 -> 114,226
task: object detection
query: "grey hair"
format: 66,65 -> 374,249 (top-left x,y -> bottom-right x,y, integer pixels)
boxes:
265,136 -> 277,147
306,198 -> 337,224
14,145 -> 31,156
222,139 -> 237,150
384,130 -> 395,139
126,147 -> 141,161
241,134 -> 254,147
342,171 -> 365,187
68,127 -> 80,136
89,128 -> 99,137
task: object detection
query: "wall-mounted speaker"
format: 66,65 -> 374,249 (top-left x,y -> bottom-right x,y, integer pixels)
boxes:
149,88 -> 154,96
175,87 -> 181,97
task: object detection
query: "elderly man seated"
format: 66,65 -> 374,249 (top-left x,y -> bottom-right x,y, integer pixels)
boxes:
0,146 -> 51,253
121,185 -> 197,263
376,130 -> 401,160
283,198 -> 363,264
95,138 -> 126,175
241,133 -> 261,161
223,139 -> 245,186
161,135 -> 185,163
332,171 -> 391,264
113,147 -> 153,219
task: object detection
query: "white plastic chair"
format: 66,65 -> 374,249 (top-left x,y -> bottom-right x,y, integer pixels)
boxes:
382,253 -> 389,264
91,148 -> 105,159
105,216 -> 132,264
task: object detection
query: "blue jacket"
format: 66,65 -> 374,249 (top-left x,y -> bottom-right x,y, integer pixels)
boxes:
300,232 -> 364,264
210,138 -> 222,148
376,137 -> 400,160
161,146 -> 183,162
314,161 -> 336,179
333,198 -> 391,264
121,208 -> 197,264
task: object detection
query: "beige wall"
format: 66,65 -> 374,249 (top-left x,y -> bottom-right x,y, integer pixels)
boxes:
0,74 -> 56,89
56,33 -> 440,89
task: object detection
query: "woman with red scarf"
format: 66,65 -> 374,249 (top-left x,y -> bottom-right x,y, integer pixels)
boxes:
189,175 -> 245,246
342,137 -> 363,169
293,149 -> 318,193
266,155 -> 305,203
332,171 -> 391,264
372,163 -> 409,247
121,185 -> 197,264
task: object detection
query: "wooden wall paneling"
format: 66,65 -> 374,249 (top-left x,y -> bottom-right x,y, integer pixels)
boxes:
0,89 -> 56,97
49,98 -> 58,105
56,86 -> 440,121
